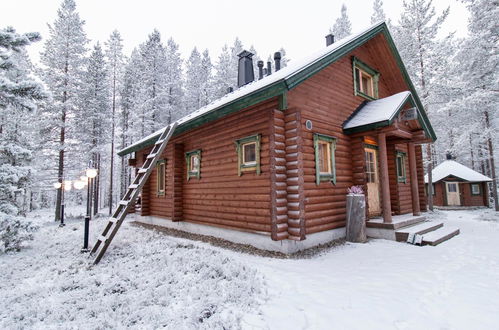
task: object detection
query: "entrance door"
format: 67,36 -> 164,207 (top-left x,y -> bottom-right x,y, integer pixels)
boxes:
446,182 -> 460,206
365,148 -> 381,216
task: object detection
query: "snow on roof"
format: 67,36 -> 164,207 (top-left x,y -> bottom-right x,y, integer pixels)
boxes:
119,21 -> 387,155
424,160 -> 492,183
343,91 -> 412,130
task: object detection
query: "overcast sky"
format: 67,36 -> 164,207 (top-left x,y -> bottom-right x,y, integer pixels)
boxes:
2,0 -> 469,65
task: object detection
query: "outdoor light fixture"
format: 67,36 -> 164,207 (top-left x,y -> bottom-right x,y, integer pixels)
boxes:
80,175 -> 88,182
53,182 -> 62,189
74,180 -> 85,190
86,168 -> 97,178
64,181 -> 72,191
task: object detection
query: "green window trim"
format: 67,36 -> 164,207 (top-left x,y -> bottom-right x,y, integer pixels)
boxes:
314,133 -> 337,185
470,183 -> 481,195
396,151 -> 407,183
156,159 -> 166,196
185,149 -> 201,180
352,56 -> 380,100
235,134 -> 261,176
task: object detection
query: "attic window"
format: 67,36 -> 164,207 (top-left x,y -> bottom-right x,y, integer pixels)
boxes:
186,149 -> 201,180
314,133 -> 337,185
156,159 -> 166,196
352,57 -> 379,100
396,151 -> 407,183
235,134 -> 261,176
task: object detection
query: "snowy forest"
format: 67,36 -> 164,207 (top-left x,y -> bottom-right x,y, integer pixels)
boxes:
1,0 -> 497,226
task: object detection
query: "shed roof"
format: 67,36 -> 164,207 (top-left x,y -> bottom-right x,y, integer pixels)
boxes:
118,21 -> 435,156
424,160 -> 492,183
343,91 -> 416,133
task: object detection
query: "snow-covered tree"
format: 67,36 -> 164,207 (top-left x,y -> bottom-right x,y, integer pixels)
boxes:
39,0 -> 88,221
105,30 -> 125,214
184,47 -> 203,112
164,37 -> 184,122
200,49 -> 213,107
371,0 -> 387,24
457,0 -> 499,210
212,44 -> 233,99
330,4 -> 352,40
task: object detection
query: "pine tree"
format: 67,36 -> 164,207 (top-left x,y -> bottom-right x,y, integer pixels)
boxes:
79,42 -> 109,214
212,44 -> 233,99
330,4 -> 352,40
459,0 -> 499,210
164,37 -> 184,122
0,30 -> 45,215
199,49 -> 213,107
39,0 -> 88,221
184,47 -> 203,112
105,30 -> 124,214
371,0 -> 386,24
393,0 -> 449,210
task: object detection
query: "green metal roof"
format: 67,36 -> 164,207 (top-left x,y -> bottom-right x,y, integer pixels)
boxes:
118,21 -> 436,156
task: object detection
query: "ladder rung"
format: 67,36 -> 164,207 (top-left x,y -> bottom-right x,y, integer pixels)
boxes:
155,139 -> 165,145
109,217 -> 118,223
119,200 -> 129,205
147,153 -> 157,159
138,168 -> 147,174
129,184 -> 138,189
98,235 -> 107,242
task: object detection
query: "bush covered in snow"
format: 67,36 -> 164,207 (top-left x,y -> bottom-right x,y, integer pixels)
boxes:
0,212 -> 38,253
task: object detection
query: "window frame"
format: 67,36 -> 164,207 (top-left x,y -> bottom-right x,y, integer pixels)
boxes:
314,133 -> 337,185
471,183 -> 481,195
352,57 -> 380,100
185,149 -> 201,181
235,134 -> 261,176
396,151 -> 407,184
156,159 -> 166,196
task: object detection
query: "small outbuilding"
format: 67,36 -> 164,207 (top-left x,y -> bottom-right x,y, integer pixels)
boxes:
425,160 -> 491,207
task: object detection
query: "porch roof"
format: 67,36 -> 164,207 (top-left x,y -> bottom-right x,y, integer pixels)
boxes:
343,91 -> 431,136
424,160 -> 492,183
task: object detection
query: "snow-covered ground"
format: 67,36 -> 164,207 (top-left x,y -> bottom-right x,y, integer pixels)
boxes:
1,209 -> 498,329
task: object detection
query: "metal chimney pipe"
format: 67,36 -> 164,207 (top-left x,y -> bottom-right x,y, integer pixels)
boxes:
263,68 -> 268,76
227,87 -> 233,93
274,52 -> 281,71
267,61 -> 272,75
237,50 -> 255,87
257,60 -> 264,79
325,34 -> 335,46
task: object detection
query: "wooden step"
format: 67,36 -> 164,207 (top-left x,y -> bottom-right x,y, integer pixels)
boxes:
155,139 -> 165,145
395,221 -> 444,242
119,200 -> 129,206
146,153 -> 157,159
422,227 -> 460,246
129,184 -> 138,189
137,168 -> 147,174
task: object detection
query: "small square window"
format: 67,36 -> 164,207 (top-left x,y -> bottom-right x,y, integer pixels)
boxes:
235,134 -> 261,176
156,160 -> 166,196
186,150 -> 201,180
242,142 -> 256,165
471,183 -> 480,195
353,57 -> 379,100
314,133 -> 337,185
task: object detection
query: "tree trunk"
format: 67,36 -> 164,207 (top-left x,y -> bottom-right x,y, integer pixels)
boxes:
93,153 -> 100,215
108,79 -> 116,215
484,110 -> 498,211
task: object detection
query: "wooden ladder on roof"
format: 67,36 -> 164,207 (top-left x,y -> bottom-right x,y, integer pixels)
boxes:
91,122 -> 178,264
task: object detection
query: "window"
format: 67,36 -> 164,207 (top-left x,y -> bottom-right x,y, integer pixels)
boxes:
185,149 -> 201,180
471,183 -> 481,195
156,159 -> 166,196
396,151 -> 407,183
352,57 -> 379,100
235,134 -> 261,176
365,149 -> 376,183
447,183 -> 457,192
314,133 -> 337,185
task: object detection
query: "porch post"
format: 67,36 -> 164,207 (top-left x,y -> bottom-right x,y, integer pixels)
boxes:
378,133 -> 392,223
408,142 -> 421,215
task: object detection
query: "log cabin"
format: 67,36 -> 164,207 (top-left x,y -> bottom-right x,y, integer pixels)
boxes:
118,22 -> 451,252
425,158 -> 491,208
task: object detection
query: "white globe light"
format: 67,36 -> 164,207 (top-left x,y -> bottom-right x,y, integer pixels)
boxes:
86,168 -> 98,178
74,181 -> 85,190
53,182 -> 62,189
64,181 -> 72,191
80,176 -> 88,182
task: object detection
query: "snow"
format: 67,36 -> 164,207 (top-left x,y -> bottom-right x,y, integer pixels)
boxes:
1,208 -> 498,329
425,160 -> 493,183
343,91 -> 412,129
119,21 -> 387,155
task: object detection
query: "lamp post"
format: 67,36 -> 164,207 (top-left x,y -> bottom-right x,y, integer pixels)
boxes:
82,167 -> 98,252
54,181 -> 71,227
